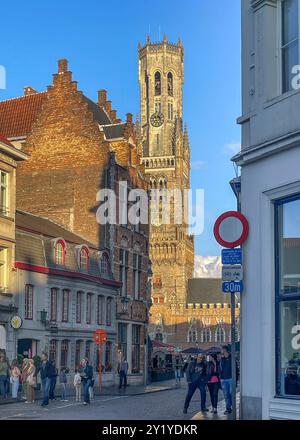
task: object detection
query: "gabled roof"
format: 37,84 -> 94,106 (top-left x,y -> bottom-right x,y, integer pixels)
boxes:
0,92 -> 47,138
0,92 -> 115,139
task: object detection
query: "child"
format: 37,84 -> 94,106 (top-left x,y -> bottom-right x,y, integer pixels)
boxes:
59,368 -> 68,402
74,369 -> 82,402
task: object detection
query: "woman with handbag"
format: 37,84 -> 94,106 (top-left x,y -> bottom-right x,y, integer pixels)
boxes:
10,359 -> 21,399
25,359 -> 36,403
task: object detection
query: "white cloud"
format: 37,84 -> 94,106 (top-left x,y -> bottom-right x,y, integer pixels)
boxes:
191,160 -> 206,170
194,255 -> 221,278
224,141 -> 241,155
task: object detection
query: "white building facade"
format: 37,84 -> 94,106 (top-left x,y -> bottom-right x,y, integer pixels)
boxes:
235,0 -> 300,419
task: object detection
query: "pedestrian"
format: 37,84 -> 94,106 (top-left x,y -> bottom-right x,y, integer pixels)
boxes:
80,358 -> 93,405
117,355 -> 128,390
49,360 -> 58,401
174,356 -> 182,386
207,354 -> 221,414
0,352 -> 9,399
89,377 -> 95,401
59,367 -> 68,402
25,359 -> 36,403
183,354 -> 209,414
74,369 -> 82,402
21,358 -> 30,399
10,359 -> 21,399
39,352 -> 52,407
220,346 -> 233,415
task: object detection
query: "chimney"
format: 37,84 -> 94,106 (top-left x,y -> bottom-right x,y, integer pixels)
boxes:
105,100 -> 112,113
58,59 -> 68,74
24,86 -> 38,96
126,113 -> 133,124
110,110 -> 117,121
98,89 -> 107,106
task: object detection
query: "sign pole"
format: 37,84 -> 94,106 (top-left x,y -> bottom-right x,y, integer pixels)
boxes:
231,291 -> 236,420
99,344 -> 102,392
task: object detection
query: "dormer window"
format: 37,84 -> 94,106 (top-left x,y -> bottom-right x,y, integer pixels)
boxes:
99,252 -> 109,274
79,246 -> 89,271
54,239 -> 66,266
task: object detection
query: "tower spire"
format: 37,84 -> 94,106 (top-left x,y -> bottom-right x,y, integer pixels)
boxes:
163,32 -> 167,43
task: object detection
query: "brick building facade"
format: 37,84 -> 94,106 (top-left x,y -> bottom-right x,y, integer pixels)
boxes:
0,59 -> 151,385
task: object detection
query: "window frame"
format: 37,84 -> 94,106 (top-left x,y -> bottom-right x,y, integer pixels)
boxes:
0,170 -> 9,216
24,284 -> 34,320
76,291 -> 82,324
279,0 -> 300,94
50,288 -> 58,322
62,289 -> 69,323
55,240 -> 65,266
86,292 -> 92,324
275,193 -> 300,399
79,246 -> 89,272
97,295 -> 104,325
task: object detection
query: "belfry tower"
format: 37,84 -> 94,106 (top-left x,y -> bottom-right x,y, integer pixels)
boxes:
138,35 -> 194,342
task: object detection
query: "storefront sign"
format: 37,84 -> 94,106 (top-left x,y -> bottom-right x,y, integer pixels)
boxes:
131,300 -> 147,322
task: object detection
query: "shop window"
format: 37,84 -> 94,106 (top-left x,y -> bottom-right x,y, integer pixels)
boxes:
60,340 -> 69,369
118,323 -> 127,360
49,339 -> 58,363
105,341 -> 112,371
132,325 -> 141,374
276,195 -> 300,397
75,340 -> 82,369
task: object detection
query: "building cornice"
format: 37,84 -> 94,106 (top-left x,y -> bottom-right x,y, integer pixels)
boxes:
251,0 -> 277,12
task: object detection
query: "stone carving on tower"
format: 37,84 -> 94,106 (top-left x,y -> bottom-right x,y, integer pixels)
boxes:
138,35 -> 195,344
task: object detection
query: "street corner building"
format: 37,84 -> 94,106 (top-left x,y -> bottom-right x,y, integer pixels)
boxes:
0,56 -> 151,386
235,0 -> 300,420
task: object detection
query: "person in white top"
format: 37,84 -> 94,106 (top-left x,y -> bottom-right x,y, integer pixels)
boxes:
73,369 -> 82,402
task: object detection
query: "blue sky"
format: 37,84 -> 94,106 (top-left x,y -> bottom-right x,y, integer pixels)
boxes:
0,0 -> 241,256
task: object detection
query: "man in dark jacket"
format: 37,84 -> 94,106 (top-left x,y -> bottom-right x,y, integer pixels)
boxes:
183,354 -> 209,414
40,352 -> 52,407
80,358 -> 93,405
220,346 -> 233,414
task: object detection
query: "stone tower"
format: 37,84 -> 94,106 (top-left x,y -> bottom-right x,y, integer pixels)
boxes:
138,35 -> 194,342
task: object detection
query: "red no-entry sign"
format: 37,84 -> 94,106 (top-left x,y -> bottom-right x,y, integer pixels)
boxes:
214,211 -> 249,248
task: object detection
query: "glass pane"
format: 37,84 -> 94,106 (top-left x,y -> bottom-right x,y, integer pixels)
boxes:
282,40 -> 299,93
282,0 -> 299,46
278,197 -> 300,294
279,300 -> 300,396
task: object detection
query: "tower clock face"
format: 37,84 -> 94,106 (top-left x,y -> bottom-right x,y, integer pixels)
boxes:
150,112 -> 164,127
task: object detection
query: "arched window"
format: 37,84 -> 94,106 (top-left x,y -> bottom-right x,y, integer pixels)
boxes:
215,327 -> 226,343
49,339 -> 58,363
155,71 -> 161,96
167,72 -> 173,96
79,246 -> 89,271
100,253 -> 109,274
187,330 -> 198,343
201,328 -> 212,343
55,240 -> 65,266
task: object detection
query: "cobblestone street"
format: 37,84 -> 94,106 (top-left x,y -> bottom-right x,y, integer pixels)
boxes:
0,380 -> 236,421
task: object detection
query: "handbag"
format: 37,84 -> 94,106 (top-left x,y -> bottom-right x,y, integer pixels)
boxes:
27,375 -> 36,387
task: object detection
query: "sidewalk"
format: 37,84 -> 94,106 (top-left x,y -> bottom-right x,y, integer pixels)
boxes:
0,379 -> 177,405
191,392 -> 240,421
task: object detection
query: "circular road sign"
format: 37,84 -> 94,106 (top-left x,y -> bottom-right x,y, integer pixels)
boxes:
214,211 -> 249,248
93,329 -> 107,345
